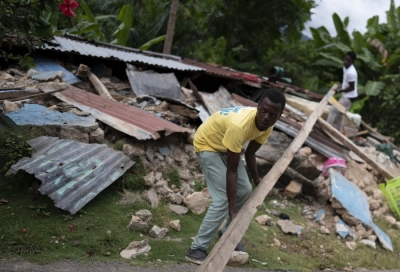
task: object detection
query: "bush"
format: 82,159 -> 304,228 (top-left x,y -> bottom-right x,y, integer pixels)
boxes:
123,161 -> 146,190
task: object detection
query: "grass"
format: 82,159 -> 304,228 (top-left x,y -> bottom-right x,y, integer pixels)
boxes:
1,168 -> 400,270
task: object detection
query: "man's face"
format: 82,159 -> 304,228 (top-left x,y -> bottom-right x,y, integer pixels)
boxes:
255,97 -> 282,131
343,55 -> 353,68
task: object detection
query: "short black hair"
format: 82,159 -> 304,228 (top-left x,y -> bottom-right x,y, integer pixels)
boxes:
346,51 -> 357,62
259,88 -> 286,113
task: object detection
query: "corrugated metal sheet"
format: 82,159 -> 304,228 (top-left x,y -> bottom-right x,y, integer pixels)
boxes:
182,58 -> 261,87
43,35 -> 203,72
38,83 -> 190,140
126,64 -> 184,101
9,136 -> 134,214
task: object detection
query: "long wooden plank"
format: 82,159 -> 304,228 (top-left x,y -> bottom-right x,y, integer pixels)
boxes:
317,118 -> 394,180
196,84 -> 339,272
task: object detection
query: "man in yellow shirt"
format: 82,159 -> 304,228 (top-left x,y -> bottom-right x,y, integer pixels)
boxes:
185,88 -> 286,264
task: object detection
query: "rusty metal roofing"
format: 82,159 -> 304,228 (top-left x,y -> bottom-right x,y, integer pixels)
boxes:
182,58 -> 261,87
39,83 -> 190,140
42,35 -> 204,72
9,136 -> 134,214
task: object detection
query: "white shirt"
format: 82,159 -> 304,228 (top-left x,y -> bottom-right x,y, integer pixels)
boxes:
342,64 -> 358,98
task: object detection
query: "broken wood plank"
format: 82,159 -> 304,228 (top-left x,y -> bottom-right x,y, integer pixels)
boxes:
0,86 -> 68,103
77,64 -> 116,101
356,130 -> 369,137
196,84 -> 339,272
317,118 -> 394,180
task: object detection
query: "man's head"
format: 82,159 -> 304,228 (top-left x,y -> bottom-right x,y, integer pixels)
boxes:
344,51 -> 356,68
256,88 -> 286,131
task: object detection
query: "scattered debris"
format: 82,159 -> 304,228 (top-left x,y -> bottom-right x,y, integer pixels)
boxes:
127,216 -> 148,231
277,220 -> 299,235
169,220 -> 181,231
284,180 -> 302,199
135,210 -> 153,223
120,239 -> 151,259
255,215 -> 272,225
183,192 -> 210,215
149,225 -> 169,238
227,251 -> 249,267
168,204 -> 189,215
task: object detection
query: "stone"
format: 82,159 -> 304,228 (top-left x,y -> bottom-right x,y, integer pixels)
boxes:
364,186 -> 374,196
123,143 -> 145,157
173,193 -> 184,205
341,211 -> 360,226
368,235 -> 377,242
284,181 -> 302,199
146,189 -> 159,208
178,169 -> 191,181
169,204 -> 189,215
2,100 -> 20,113
155,152 -> 164,161
368,199 -> 381,211
165,156 -> 174,165
184,144 -> 196,160
0,72 -> 16,82
31,71 -> 64,82
273,238 -> 281,247
320,226 -> 330,234
169,220 -> 181,231
227,251 -> 249,267
359,239 -> 376,249
59,128 -> 90,143
277,220 -> 298,234
201,188 -> 211,199
345,241 -> 357,251
149,225 -> 168,238
372,189 -> 384,201
120,239 -> 151,259
187,132 -> 195,144
89,127 -> 104,143
184,192 -> 210,215
171,148 -> 190,163
372,209 -> 382,218
155,172 -> 163,181
384,215 -> 397,225
355,224 -> 366,232
135,209 -> 153,222
298,146 -> 312,156
181,183 -> 194,197
127,216 -> 148,231
145,147 -> 155,162
144,172 -> 156,187
255,215 -> 272,225
395,222 -> 400,229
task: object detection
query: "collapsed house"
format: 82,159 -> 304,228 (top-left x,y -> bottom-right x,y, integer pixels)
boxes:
1,33 -> 400,254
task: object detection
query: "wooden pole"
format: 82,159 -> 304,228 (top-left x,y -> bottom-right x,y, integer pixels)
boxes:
317,118 -> 394,180
196,84 -> 339,272
163,0 -> 179,54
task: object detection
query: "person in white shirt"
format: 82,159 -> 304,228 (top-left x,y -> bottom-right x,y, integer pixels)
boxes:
327,51 -> 358,132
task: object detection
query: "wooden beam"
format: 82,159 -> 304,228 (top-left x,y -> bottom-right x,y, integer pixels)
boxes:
317,118 -> 394,180
196,84 -> 339,272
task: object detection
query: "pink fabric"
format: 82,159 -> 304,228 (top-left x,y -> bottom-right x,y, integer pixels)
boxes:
322,157 -> 346,177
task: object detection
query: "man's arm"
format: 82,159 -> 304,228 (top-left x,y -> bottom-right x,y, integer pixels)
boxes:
226,149 -> 241,220
245,140 -> 262,185
340,81 -> 355,93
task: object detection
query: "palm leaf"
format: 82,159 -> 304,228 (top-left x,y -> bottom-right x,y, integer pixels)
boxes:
364,80 -> 385,96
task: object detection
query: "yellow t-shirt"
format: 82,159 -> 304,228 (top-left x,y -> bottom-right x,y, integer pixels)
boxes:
194,106 -> 273,153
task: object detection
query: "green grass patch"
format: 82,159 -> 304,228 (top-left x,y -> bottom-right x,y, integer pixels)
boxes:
164,167 -> 181,188
122,160 -> 146,190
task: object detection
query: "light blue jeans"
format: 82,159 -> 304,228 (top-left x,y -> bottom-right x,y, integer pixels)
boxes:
327,97 -> 352,132
191,151 -> 252,250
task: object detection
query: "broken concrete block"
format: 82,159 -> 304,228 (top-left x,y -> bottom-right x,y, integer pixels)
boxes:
146,189 -> 159,208
89,127 -> 104,143
144,172 -> 156,187
135,209 -> 153,223
227,251 -> 249,267
31,71 -> 65,82
120,239 -> 151,259
345,241 -> 357,251
2,100 -> 20,113
123,143 -> 146,157
0,72 -> 16,82
359,239 -> 376,249
184,192 -> 210,215
155,172 -> 162,181
145,147 -> 155,162
284,180 -> 302,199
127,216 -> 148,231
169,204 -> 189,215
277,220 -> 298,234
155,152 -> 164,161
149,225 -> 168,238
320,226 -> 330,234
273,238 -> 281,247
169,220 -> 181,231
384,215 -> 396,225
201,188 -> 211,199
158,146 -> 173,156
178,169 -> 191,181
255,215 -> 271,225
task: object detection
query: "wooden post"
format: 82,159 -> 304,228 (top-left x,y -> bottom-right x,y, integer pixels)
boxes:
163,0 -> 179,54
317,118 -> 394,180
196,84 -> 339,272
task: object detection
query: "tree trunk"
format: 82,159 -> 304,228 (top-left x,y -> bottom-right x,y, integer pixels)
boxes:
163,0 -> 179,54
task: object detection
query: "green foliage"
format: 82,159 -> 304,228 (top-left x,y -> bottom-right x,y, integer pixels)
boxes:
364,80 -> 385,96
29,204 -> 51,217
193,180 -> 207,192
166,167 -> 181,188
123,162 -> 146,190
113,140 -> 124,151
0,129 -> 33,173
111,4 -> 134,46
139,34 -> 166,50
